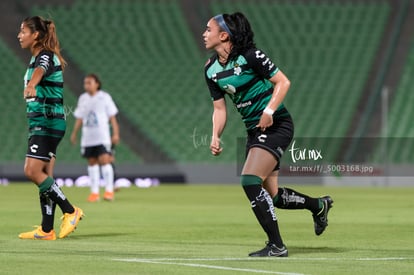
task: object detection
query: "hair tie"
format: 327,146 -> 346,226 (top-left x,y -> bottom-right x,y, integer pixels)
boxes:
214,14 -> 233,37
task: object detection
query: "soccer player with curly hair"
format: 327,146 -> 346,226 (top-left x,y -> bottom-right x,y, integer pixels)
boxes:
204,12 -> 333,257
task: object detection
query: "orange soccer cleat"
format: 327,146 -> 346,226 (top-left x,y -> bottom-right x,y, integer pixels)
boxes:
103,191 -> 114,201
19,226 -> 56,241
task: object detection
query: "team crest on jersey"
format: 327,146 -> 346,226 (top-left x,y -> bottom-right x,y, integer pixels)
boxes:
233,63 -> 242,76
234,66 -> 242,76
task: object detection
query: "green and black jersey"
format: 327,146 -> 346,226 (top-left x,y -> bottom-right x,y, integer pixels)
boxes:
205,48 -> 289,130
24,50 -> 66,138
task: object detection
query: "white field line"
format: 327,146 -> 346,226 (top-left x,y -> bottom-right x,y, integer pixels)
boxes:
356,257 -> 414,261
113,258 -> 307,275
114,257 -> 414,262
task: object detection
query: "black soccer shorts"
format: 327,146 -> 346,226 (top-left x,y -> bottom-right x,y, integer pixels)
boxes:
26,135 -> 62,161
245,115 -> 294,171
81,144 -> 112,159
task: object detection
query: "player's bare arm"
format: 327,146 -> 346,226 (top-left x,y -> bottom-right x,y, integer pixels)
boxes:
23,67 -> 44,99
70,119 -> 83,145
110,115 -> 120,145
18,16 -> 82,241
256,71 -> 290,131
210,98 -> 226,156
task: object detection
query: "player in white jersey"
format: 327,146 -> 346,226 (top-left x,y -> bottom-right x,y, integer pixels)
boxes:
71,74 -> 119,202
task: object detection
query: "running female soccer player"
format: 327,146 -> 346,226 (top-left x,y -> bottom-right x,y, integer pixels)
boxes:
17,16 -> 83,240
70,74 -> 119,202
204,12 -> 333,257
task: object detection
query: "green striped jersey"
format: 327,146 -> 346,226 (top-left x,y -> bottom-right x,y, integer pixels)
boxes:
24,50 -> 66,138
205,48 -> 287,130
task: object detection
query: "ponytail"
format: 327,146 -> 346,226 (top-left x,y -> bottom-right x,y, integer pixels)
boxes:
22,16 -> 67,69
217,12 -> 256,62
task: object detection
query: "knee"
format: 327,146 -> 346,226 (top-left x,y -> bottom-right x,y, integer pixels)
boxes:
98,154 -> 111,165
24,162 -> 43,182
24,164 -> 36,181
87,158 -> 98,166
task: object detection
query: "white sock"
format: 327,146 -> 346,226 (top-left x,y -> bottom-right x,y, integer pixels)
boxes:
101,164 -> 114,193
88,165 -> 100,194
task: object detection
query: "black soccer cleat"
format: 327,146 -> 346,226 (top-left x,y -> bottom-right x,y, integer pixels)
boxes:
248,242 -> 288,257
313,196 -> 334,236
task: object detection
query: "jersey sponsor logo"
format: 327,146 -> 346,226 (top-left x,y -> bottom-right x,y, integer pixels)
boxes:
255,50 -> 266,59
258,134 -> 267,143
267,62 -> 275,71
255,50 -> 275,71
236,100 -> 251,109
30,144 -> 39,153
223,84 -> 236,94
39,54 -> 50,71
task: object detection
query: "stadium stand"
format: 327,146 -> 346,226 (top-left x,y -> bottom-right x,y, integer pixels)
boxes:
0,36 -> 140,164
24,1 -> 390,163
0,36 -> 80,163
0,38 -> 27,164
32,0 -> 245,163
374,37 -> 414,163
388,38 -> 414,138
211,1 -> 390,162
211,1 -> 390,137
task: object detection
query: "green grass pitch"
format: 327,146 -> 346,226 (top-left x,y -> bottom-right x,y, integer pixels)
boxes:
0,183 -> 413,275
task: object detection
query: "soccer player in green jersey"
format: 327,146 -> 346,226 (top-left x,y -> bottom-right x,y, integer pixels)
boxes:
204,12 -> 333,257
17,16 -> 83,240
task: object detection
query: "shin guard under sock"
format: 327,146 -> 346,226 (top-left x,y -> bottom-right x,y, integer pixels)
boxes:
273,187 -> 321,213
241,175 -> 284,247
